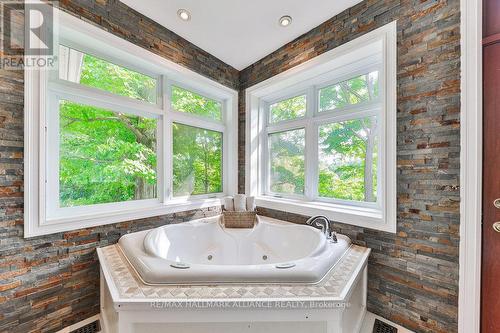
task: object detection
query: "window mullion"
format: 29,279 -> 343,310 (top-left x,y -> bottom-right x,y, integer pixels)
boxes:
48,80 -> 163,117
163,77 -> 173,203
156,74 -> 163,109
45,92 -> 59,219
266,118 -> 308,133
261,101 -> 269,196
305,86 -> 318,201
169,111 -> 226,133
155,76 -> 165,204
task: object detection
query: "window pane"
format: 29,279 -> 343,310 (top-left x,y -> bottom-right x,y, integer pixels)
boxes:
59,45 -> 157,104
171,86 -> 222,121
269,95 -> 306,123
319,71 -> 379,112
269,128 -> 305,194
173,123 -> 223,196
318,116 -> 378,202
59,100 -> 157,207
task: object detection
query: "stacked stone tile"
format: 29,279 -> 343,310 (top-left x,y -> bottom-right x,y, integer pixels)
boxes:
0,0 -> 461,332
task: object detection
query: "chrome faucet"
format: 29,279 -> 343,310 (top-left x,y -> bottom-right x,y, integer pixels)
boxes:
305,215 -> 338,243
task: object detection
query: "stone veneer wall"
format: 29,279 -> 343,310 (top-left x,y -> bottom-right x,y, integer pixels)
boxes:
0,0 -> 461,332
0,1 -> 238,332
240,1 -> 461,333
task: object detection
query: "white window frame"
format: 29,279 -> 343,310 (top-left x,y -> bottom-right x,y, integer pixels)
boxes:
24,9 -> 238,237
246,21 -> 397,232
165,79 -> 229,201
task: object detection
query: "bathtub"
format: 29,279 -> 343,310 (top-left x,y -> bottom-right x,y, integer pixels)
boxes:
118,215 -> 351,285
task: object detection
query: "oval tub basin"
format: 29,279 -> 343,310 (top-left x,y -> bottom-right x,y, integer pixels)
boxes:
118,215 -> 351,285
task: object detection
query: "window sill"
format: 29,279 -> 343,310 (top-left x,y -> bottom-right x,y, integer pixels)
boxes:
25,198 -> 222,238
255,196 -> 395,233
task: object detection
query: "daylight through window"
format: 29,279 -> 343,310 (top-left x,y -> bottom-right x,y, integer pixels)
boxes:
44,41 -> 230,222
263,70 -> 381,206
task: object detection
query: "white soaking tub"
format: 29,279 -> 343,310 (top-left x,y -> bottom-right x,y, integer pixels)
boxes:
118,215 -> 351,285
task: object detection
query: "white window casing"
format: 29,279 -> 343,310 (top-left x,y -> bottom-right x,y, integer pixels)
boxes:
245,21 -> 397,232
24,9 -> 238,237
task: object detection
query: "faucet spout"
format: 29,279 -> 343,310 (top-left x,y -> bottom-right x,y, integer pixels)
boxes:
305,215 -> 337,243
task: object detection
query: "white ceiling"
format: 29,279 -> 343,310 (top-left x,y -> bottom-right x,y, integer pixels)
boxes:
120,0 -> 363,71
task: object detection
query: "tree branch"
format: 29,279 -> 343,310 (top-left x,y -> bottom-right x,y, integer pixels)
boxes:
339,82 -> 365,102
116,113 -> 147,144
343,123 -> 365,142
61,114 -> 147,144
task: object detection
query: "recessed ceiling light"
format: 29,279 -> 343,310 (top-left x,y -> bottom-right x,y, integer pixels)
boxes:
177,9 -> 191,21
279,15 -> 292,27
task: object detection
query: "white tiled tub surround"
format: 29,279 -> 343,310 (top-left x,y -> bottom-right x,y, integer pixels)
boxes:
98,216 -> 371,333
118,215 -> 351,284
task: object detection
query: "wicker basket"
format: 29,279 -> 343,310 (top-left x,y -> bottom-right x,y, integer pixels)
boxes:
222,211 -> 257,228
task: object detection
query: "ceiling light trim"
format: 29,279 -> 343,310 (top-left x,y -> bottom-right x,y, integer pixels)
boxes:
177,9 -> 191,21
279,15 -> 293,27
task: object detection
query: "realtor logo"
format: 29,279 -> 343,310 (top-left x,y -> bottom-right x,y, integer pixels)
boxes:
1,1 -> 58,69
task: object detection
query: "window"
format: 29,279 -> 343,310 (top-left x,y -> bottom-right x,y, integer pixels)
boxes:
263,71 -> 380,205
318,72 -> 379,111
59,45 -> 158,104
172,123 -> 223,196
268,128 -> 305,195
269,94 -> 306,123
171,85 -> 222,120
318,116 -> 378,202
58,100 -> 158,207
25,10 -> 237,237
246,21 -> 397,232
46,47 -> 165,221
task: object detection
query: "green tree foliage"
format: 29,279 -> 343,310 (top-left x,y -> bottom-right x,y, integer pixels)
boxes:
319,72 -> 379,111
269,129 -> 305,194
59,101 -> 157,207
270,72 -> 379,202
270,95 -> 306,123
172,124 -> 222,196
79,53 -> 157,104
318,117 -> 378,202
171,86 -> 222,120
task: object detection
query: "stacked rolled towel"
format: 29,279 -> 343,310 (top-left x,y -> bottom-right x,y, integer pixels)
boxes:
223,196 -> 234,211
246,196 -> 256,212
222,195 -> 256,212
233,194 -> 247,212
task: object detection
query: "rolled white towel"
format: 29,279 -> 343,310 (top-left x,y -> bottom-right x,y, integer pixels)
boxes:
223,197 -> 234,211
233,194 -> 247,212
246,196 -> 256,212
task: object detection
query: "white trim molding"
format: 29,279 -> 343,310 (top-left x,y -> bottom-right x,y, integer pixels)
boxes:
24,8 -> 238,237
245,22 -> 397,233
459,0 -> 482,332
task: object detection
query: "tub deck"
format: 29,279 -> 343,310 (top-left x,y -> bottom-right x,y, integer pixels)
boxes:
98,243 -> 370,333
